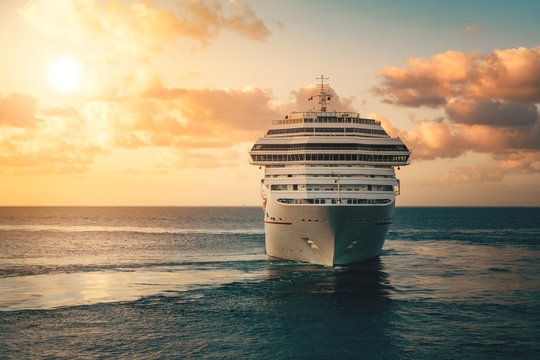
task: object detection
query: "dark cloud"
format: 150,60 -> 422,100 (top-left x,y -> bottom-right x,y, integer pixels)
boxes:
445,99 -> 538,127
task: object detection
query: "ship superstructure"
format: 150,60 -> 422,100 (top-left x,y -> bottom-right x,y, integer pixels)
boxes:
249,76 -> 410,266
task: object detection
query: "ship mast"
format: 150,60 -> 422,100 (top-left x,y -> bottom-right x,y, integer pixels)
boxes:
309,74 -> 333,112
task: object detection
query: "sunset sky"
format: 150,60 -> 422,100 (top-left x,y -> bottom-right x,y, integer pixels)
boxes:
1,0 -> 539,206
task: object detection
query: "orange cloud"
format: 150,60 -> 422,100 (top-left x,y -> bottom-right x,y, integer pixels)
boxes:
377,115 -> 510,160
19,0 -> 273,56
289,85 -> 355,113
0,100 -> 103,174
40,105 -> 79,118
440,152 -> 540,183
378,113 -> 540,160
161,149 -> 240,169
0,93 -> 40,128
78,70 -> 365,172
177,0 -> 272,42
372,46 -> 540,182
374,46 -> 540,106
85,71 -> 359,155
85,80 -> 280,151
439,164 -> 506,183
460,25 -> 486,36
143,85 -> 279,134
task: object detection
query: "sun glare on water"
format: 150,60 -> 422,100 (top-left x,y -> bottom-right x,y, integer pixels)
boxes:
47,56 -> 83,93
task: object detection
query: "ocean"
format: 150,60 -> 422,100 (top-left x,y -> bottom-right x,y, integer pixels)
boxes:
0,206 -> 539,359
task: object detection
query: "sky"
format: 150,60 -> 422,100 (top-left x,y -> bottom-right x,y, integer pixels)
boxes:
1,0 -> 539,206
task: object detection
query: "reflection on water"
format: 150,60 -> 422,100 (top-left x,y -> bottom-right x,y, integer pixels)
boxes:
0,265 -> 264,311
264,257 -> 393,297
256,258 -> 399,359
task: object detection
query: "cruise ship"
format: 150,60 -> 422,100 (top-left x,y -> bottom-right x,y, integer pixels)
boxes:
249,76 -> 411,266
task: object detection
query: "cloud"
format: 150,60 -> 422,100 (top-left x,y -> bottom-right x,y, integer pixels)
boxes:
79,70 -> 366,170
289,85 -> 355,113
372,46 -> 540,182
378,113 -> 540,160
0,97 -> 103,174
0,93 -> 40,128
85,76 -> 280,151
167,149 -> 240,169
19,0 -> 273,56
85,70 -> 361,156
377,115 -> 506,160
373,46 -> 540,106
40,105 -> 80,118
460,25 -> 485,36
440,164 -> 506,183
143,85 -> 279,134
372,50 -> 475,107
177,0 -> 271,42
0,141 -> 102,175
445,99 -> 538,127
440,152 -> 540,183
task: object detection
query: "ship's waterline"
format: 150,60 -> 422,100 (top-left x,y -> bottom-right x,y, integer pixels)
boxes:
250,76 -> 410,266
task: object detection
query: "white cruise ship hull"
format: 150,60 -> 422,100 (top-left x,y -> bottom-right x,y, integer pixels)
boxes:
264,195 -> 395,266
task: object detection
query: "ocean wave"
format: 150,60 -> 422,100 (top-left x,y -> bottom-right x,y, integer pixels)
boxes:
0,224 -> 265,235
0,256 -> 268,279
390,228 -> 540,234
387,227 -> 540,245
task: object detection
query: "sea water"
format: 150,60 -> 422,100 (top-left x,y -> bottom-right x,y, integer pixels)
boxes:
0,207 -> 539,359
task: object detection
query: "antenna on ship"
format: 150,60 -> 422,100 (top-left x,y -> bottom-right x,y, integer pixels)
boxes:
308,74 -> 333,112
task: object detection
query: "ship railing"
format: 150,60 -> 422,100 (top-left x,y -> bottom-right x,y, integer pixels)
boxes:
252,146 -> 408,151
272,112 -> 380,126
291,111 -> 360,117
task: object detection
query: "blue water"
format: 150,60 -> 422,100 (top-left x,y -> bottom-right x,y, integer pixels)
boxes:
0,207 -> 539,359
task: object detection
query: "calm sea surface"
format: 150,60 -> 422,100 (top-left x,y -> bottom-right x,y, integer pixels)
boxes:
0,207 -> 539,359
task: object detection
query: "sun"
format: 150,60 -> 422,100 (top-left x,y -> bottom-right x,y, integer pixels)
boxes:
47,56 -> 83,93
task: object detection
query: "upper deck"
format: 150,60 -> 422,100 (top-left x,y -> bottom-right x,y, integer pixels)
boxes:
250,76 -> 411,167
272,112 -> 380,126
